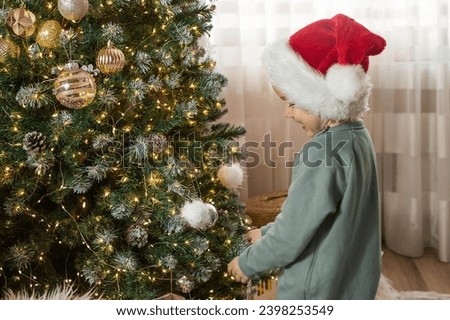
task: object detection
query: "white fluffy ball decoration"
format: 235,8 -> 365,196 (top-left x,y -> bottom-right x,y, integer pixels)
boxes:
180,200 -> 218,230
326,64 -> 369,103
217,163 -> 244,190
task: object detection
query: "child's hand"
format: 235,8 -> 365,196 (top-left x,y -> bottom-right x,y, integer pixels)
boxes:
243,228 -> 262,244
227,257 -> 250,284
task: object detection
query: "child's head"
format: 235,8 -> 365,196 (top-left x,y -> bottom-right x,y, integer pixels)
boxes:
263,14 -> 386,122
273,85 -> 326,137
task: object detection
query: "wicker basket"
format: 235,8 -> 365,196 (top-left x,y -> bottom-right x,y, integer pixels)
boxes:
246,190 -> 288,227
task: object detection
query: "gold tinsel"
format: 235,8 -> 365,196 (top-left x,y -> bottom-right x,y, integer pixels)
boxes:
96,41 -> 126,74
53,62 -> 97,109
36,20 -> 62,49
6,7 -> 36,37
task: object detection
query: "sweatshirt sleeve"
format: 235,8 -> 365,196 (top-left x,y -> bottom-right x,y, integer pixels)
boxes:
238,146 -> 348,277
260,222 -> 274,236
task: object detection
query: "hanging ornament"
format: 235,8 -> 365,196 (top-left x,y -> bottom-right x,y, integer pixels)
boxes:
155,293 -> 186,300
180,200 -> 218,230
176,275 -> 195,293
36,20 -> 62,49
23,131 -> 46,156
96,41 -> 126,75
125,224 -> 148,248
53,61 -> 97,109
6,7 -> 36,37
0,38 -> 20,62
147,133 -> 168,154
217,163 -> 244,190
58,0 -> 89,21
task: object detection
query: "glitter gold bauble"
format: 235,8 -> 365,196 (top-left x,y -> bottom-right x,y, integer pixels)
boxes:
96,41 -> 126,74
6,7 -> 36,37
36,20 -> 62,49
53,62 -> 97,109
0,38 -> 20,62
58,0 -> 89,21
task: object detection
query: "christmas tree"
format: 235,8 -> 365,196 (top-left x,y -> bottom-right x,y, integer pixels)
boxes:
0,0 -> 251,299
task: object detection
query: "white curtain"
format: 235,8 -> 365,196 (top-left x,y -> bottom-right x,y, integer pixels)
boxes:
210,0 -> 450,262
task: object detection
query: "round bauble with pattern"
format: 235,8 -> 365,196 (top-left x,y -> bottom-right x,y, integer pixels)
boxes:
53,62 -> 97,109
96,41 -> 126,74
6,7 -> 36,37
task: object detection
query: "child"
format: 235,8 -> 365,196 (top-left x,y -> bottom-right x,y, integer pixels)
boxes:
228,14 -> 386,299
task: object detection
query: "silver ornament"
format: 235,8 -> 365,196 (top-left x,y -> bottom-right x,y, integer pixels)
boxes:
58,0 -> 89,21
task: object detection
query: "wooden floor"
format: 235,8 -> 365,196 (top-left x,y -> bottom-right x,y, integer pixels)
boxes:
382,246 -> 450,294
253,246 -> 450,299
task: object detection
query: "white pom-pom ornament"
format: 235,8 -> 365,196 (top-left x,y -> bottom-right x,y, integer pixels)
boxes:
217,163 -> 243,190
180,200 -> 218,230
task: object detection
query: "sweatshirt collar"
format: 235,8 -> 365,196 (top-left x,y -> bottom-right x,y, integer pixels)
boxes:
315,119 -> 365,136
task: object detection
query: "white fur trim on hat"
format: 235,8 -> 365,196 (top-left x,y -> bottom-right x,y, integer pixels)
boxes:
261,40 -> 372,120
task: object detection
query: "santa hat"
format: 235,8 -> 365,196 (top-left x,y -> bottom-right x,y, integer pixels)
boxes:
262,14 -> 386,120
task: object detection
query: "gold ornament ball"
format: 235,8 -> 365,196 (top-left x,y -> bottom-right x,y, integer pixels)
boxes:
53,62 -> 97,109
96,41 -> 126,74
36,20 -> 62,49
0,38 -> 20,62
6,7 -> 36,37
58,0 -> 89,21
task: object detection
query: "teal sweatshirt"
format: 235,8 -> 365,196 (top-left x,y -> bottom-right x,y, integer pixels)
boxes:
238,121 -> 381,299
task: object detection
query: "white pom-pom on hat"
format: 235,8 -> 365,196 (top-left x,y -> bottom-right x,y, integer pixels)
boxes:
180,200 -> 218,230
325,64 -> 369,104
217,163 -> 244,190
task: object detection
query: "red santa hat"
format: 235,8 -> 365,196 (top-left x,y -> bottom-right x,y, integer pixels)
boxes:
262,14 -> 386,120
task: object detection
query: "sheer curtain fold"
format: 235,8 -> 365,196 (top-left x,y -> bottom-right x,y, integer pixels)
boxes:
210,0 -> 450,262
